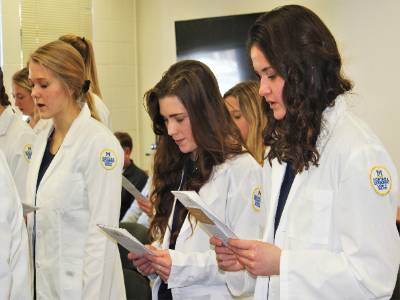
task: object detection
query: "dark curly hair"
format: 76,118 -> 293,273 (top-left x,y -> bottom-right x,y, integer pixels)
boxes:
145,60 -> 244,241
0,67 -> 10,106
248,5 -> 352,172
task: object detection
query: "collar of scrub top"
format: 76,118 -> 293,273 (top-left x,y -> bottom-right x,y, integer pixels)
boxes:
0,105 -> 15,135
316,95 -> 347,155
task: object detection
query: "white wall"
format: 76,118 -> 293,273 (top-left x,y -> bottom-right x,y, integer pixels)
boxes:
136,0 -> 400,172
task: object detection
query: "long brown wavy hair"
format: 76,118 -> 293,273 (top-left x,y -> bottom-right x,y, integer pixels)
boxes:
248,5 -> 352,173
146,60 -> 244,241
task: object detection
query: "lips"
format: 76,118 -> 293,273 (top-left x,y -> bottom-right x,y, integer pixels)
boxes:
174,138 -> 184,145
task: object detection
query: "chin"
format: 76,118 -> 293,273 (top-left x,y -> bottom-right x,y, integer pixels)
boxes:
273,110 -> 286,120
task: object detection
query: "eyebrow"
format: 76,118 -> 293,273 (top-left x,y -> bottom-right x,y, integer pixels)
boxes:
261,66 -> 273,73
161,112 -> 186,118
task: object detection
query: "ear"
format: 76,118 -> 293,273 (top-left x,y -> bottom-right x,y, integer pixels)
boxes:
123,147 -> 132,156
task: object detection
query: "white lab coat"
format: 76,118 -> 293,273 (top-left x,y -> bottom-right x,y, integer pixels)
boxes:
26,105 -> 126,300
0,106 -> 35,202
0,150 -> 31,300
254,96 -> 400,299
31,118 -> 52,136
152,153 -> 266,300
92,93 -> 112,130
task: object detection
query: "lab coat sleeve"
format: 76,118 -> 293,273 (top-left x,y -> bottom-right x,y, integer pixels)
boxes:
121,199 -> 143,223
121,177 -> 151,225
0,153 -> 31,300
280,145 -> 400,300
81,133 -> 125,299
224,160 -> 264,297
11,130 -> 35,202
168,249 -> 226,288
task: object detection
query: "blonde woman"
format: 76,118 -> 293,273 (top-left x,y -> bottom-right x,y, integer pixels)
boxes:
224,81 -> 266,164
59,34 -> 112,128
26,40 -> 125,299
12,67 -> 51,134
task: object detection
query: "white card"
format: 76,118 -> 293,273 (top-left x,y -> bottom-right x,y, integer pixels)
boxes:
171,190 -> 238,245
97,224 -> 154,255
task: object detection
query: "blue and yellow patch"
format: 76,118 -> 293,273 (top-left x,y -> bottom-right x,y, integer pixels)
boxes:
369,166 -> 391,196
23,144 -> 33,162
100,149 -> 117,170
252,186 -> 262,211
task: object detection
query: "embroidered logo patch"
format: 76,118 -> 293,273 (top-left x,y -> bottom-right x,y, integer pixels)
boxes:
100,149 -> 117,170
252,186 -> 262,211
23,144 -> 33,162
369,166 -> 392,196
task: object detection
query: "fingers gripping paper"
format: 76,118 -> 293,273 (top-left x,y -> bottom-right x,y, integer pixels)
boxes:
171,190 -> 238,245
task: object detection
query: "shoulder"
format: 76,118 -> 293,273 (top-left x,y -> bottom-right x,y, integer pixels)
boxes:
226,152 -> 262,170
213,152 -> 262,178
10,113 -> 34,137
77,118 -> 123,160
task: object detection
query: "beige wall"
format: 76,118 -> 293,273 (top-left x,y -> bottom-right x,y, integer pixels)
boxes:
92,0 -> 142,165
136,0 -> 400,172
1,0 -> 22,92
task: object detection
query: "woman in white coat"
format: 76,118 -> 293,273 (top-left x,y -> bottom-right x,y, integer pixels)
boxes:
26,40 -> 125,299
0,67 -> 35,202
0,150 -> 31,299
128,60 -> 265,299
212,5 -> 400,299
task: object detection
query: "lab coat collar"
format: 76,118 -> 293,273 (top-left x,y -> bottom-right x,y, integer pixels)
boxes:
58,104 -> 91,148
35,104 -> 91,194
316,95 -> 347,156
0,106 -> 14,136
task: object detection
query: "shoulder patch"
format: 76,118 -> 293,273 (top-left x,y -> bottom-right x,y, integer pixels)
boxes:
369,166 -> 392,196
252,186 -> 262,212
23,144 -> 33,162
100,149 -> 118,170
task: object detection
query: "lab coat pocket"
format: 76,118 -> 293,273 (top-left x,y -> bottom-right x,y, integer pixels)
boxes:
311,189 -> 333,244
287,189 -> 333,246
62,257 -> 83,298
57,172 -> 85,211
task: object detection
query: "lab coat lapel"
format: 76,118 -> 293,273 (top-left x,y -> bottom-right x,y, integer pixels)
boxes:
162,199 -> 176,249
36,105 -> 90,191
29,125 -> 53,202
263,160 -> 286,242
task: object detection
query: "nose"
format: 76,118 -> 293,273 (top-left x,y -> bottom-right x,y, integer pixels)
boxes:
166,120 -> 177,136
258,76 -> 271,97
31,86 -> 39,101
